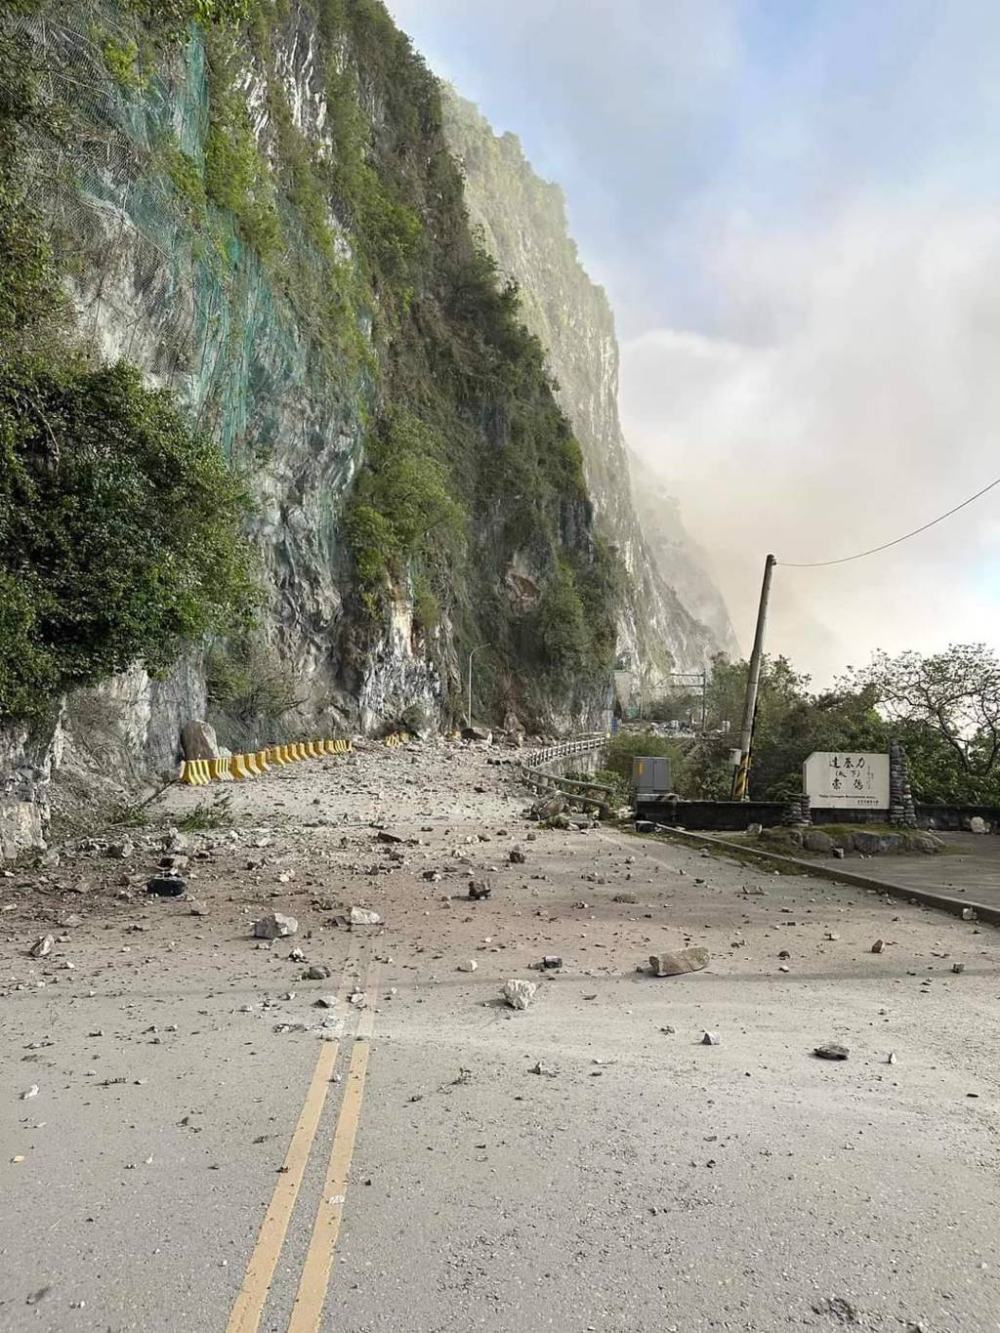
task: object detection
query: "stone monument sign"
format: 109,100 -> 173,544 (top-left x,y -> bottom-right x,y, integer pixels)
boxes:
803,751 -> 890,810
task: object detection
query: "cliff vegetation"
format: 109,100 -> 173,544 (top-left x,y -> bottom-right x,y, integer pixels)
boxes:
0,0 -> 621,740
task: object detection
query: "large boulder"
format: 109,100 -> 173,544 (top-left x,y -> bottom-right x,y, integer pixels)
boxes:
501,711 -> 525,747
253,912 -> 298,939
851,831 -> 889,856
181,720 -> 220,762
803,830 -> 835,855
760,826 -> 803,849
502,979 -> 537,1010
532,793 -> 567,821
901,831 -> 944,855
462,725 -> 493,743
649,947 -> 710,977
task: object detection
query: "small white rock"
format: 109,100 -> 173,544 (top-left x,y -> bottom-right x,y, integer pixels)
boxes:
253,912 -> 298,940
349,906 -> 383,927
502,979 -> 536,1010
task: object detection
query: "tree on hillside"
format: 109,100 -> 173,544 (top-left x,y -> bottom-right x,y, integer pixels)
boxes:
688,654 -> 889,801
845,644 -> 1000,801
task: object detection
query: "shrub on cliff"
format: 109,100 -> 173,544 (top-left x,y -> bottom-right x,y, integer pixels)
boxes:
0,20 -> 256,723
0,359 -> 257,720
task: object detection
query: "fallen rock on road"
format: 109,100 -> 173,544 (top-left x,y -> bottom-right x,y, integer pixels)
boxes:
502,979 -> 537,1010
649,947 -> 710,977
814,1043 -> 850,1061
147,875 -> 187,898
253,911 -> 298,939
350,906 -> 383,927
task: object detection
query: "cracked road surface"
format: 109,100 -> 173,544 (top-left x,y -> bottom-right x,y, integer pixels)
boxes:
2,738 -> 999,1331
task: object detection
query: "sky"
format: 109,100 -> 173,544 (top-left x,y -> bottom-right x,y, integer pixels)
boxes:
387,0 -> 1000,684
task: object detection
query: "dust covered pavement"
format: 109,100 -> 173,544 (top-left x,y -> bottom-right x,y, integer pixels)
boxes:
1,738 -> 999,1332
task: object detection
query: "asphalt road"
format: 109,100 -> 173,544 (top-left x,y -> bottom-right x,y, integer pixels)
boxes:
864,831 -> 1000,913
2,740 -> 999,1332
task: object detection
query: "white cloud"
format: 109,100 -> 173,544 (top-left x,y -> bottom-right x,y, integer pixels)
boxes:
621,200 -> 1000,682
385,0 -> 1000,680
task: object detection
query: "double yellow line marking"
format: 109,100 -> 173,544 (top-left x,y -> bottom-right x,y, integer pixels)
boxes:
287,1000 -> 377,1333
226,961 -> 379,1333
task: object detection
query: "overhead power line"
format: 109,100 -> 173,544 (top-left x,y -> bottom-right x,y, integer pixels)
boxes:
779,472 -> 1000,569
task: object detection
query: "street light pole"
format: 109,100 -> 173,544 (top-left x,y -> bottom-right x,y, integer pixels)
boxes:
732,553 -> 776,801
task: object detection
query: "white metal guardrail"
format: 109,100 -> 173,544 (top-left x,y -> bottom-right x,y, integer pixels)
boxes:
521,735 -> 607,769
518,735 -> 615,815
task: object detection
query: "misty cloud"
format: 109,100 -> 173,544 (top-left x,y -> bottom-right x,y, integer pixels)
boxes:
622,201 -> 1000,680
387,0 -> 1000,682
389,0 -> 741,264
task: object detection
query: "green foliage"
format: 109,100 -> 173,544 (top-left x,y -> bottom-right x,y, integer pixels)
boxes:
164,141 -> 207,221
0,24 -> 260,723
0,571 -> 59,719
686,649 -> 1000,808
536,561 -> 589,678
685,654 -> 889,800
176,793 -> 233,830
265,82 -> 335,261
641,695 -> 696,724
0,27 -> 63,345
204,43 -> 282,258
0,360 -> 258,718
318,0 -> 429,298
345,407 -> 465,613
574,539 -> 620,674
105,799 -> 152,829
345,504 -> 398,609
411,574 -> 440,634
102,38 -> 146,92
845,644 -> 1000,804
605,732 -> 686,789
205,639 -> 300,727
563,766 -> 625,798
123,0 -> 254,32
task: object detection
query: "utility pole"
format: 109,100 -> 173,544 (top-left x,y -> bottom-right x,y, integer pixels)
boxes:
700,670 -> 707,730
731,554 -> 776,801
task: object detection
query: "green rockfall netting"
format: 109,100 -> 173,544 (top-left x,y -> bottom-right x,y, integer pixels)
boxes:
12,6 -> 361,476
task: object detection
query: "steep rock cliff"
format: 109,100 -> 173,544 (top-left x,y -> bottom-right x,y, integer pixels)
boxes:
1,0 -> 621,853
441,92 -> 739,673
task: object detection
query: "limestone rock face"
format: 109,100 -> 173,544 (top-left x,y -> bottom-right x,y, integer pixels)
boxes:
1,3 -> 628,854
442,91 -> 738,674
0,725 -> 52,860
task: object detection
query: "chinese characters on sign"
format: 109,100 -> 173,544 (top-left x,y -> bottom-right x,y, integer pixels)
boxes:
802,752 -> 890,809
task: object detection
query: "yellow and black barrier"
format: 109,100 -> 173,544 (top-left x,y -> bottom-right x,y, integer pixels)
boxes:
178,737 -> 353,785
